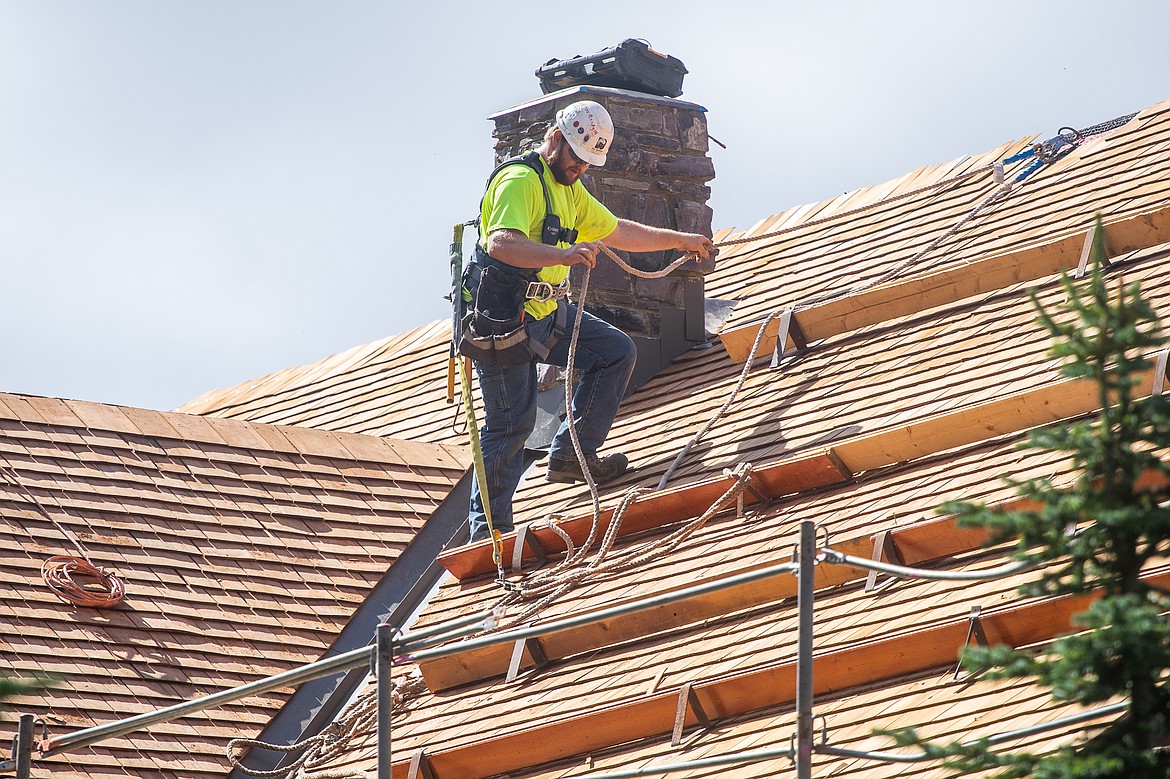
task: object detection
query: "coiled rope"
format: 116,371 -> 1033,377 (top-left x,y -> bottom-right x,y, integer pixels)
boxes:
0,464 -> 126,608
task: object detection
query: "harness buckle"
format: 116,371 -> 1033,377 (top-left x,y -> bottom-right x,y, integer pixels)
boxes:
525,281 -> 569,302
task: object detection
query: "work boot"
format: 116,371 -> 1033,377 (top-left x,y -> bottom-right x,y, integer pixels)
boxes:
546,452 -> 629,484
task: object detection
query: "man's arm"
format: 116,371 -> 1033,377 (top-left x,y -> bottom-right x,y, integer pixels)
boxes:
600,218 -> 714,260
487,229 -> 603,270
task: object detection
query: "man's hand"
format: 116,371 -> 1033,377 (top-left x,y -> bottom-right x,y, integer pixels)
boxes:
562,241 -> 601,268
679,233 -> 715,261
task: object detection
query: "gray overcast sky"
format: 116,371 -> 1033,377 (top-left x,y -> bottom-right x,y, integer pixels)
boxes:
3,0 -> 1167,412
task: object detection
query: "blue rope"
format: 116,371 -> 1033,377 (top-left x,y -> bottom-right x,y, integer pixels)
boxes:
1003,146 -> 1036,165
1014,158 -> 1046,183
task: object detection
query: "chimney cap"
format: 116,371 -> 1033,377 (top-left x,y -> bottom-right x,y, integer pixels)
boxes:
488,86 -> 705,122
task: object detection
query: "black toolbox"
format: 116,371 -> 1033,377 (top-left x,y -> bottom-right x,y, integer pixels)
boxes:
536,39 -> 687,98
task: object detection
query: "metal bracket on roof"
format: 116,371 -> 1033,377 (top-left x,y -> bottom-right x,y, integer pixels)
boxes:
407,748 -> 436,779
722,467 -> 766,518
864,530 -> 904,592
952,605 -> 990,681
511,524 -> 549,575
824,448 -> 853,480
770,307 -> 808,368
1074,220 -> 1112,279
1154,348 -> 1170,396
506,637 -> 549,683
671,682 -> 711,747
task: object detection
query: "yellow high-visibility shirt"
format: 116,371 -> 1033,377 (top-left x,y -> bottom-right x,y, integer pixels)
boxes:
480,155 -> 618,320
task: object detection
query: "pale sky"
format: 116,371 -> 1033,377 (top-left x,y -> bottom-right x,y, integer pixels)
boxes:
3,0 -> 1167,412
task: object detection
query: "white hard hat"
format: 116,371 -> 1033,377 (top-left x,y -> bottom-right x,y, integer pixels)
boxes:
555,100 -> 614,166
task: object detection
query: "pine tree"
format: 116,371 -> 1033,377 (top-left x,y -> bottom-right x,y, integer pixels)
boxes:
887,217 -> 1170,776
0,678 -> 45,715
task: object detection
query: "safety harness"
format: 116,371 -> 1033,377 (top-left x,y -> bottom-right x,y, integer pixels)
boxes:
456,151 -> 573,367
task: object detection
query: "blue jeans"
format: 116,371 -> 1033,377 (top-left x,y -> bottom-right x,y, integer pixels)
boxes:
468,303 -> 636,540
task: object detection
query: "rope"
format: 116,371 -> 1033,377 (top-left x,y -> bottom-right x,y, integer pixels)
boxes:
650,177 -> 1011,490
658,307 -> 784,490
795,184 -> 1011,312
483,114 -> 1132,616
489,464 -> 754,630
226,670 -> 427,778
40,555 -> 127,609
711,163 -> 995,253
484,167 -> 1002,613
559,264 -> 604,546
657,133 -> 1120,490
0,463 -> 126,608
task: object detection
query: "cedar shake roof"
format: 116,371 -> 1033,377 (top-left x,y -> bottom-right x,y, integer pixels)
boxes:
177,319 -> 466,448
0,393 -> 469,778
187,98 -> 1170,777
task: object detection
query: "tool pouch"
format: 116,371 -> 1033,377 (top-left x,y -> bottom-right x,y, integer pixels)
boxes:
458,254 -> 538,368
458,250 -> 568,368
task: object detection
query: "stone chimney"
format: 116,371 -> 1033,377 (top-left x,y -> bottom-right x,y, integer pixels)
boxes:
488,85 -> 716,389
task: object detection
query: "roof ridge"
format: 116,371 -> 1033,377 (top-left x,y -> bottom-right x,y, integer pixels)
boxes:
709,134 -> 1040,263
0,391 -> 468,469
177,318 -> 450,416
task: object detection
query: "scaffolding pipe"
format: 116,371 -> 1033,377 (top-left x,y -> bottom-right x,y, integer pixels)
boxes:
13,713 -> 34,779
401,561 -> 800,665
394,610 -> 493,642
376,623 -> 393,779
582,743 -> 796,778
34,560 -> 800,761
813,701 -> 1127,763
38,617 -> 489,759
795,521 -> 815,779
820,547 -> 1036,582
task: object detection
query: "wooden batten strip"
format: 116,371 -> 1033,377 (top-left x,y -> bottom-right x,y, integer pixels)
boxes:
719,201 -> 1170,363
440,362 -> 1152,581
425,478 -> 1166,691
833,367 -> 1156,475
438,451 -> 849,580
394,569 -> 1170,779
423,390 -> 1169,690
423,512 -> 994,691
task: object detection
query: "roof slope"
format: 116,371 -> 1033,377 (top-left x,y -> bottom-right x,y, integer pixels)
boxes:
176,319 -> 466,447
0,393 -> 469,778
285,97 -> 1170,778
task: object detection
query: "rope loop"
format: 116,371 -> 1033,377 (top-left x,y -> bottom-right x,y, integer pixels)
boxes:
41,555 -> 126,608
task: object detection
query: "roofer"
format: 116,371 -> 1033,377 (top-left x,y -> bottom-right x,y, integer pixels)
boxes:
461,99 -> 713,544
